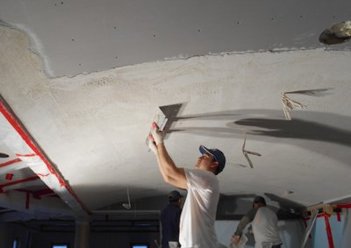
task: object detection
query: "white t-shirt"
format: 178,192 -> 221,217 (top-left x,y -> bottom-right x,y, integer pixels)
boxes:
179,168 -> 220,248
252,207 -> 281,248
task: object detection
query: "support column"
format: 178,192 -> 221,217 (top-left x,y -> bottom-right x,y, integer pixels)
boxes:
74,220 -> 90,248
0,223 -> 10,248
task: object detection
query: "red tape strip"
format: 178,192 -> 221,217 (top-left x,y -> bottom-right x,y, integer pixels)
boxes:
0,158 -> 21,168
324,214 -> 335,248
0,99 -> 90,214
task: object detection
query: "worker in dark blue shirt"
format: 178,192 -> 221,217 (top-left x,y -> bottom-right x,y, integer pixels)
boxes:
161,190 -> 183,248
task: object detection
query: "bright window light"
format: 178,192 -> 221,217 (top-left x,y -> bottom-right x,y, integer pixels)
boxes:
130,244 -> 149,248
52,245 -> 68,248
12,240 -> 18,248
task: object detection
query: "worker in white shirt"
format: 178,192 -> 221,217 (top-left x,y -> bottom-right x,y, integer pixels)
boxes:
148,122 -> 226,248
231,196 -> 282,248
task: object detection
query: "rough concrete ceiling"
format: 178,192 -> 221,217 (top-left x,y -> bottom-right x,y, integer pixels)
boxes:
0,0 -> 351,217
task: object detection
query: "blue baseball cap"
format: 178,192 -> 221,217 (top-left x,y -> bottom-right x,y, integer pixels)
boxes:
199,145 -> 226,175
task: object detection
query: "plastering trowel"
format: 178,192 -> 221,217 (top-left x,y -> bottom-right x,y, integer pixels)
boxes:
145,103 -> 183,149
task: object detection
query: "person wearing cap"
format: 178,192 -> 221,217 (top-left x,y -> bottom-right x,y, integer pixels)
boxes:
231,196 -> 282,248
161,190 -> 183,248
148,122 -> 226,248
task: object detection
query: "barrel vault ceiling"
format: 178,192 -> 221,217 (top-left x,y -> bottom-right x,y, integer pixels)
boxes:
0,0 -> 351,219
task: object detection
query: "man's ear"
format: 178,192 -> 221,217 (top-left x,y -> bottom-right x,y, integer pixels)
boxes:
211,161 -> 219,170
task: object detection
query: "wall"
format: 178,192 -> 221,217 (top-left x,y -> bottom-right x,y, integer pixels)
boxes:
29,229 -> 159,248
310,208 -> 351,248
341,209 -> 351,248
0,223 -> 29,248
3,211 -> 350,248
31,232 -> 74,248
91,232 -> 159,248
2,219 -> 304,248
30,231 -> 159,248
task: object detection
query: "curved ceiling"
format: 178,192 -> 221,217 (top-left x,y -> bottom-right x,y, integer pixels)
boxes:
0,0 -> 351,218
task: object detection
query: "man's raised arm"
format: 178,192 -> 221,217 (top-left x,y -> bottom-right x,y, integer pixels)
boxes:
148,122 -> 187,189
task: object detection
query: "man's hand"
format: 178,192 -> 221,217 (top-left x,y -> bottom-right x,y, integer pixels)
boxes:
148,122 -> 164,154
231,235 -> 241,245
150,122 -> 163,145
148,134 -> 157,154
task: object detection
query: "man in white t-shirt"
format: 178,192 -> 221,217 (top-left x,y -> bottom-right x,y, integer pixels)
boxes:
148,122 -> 226,248
231,196 -> 282,248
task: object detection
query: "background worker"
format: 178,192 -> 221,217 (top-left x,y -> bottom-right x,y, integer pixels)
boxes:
148,122 -> 226,248
231,196 -> 282,248
161,190 -> 183,248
